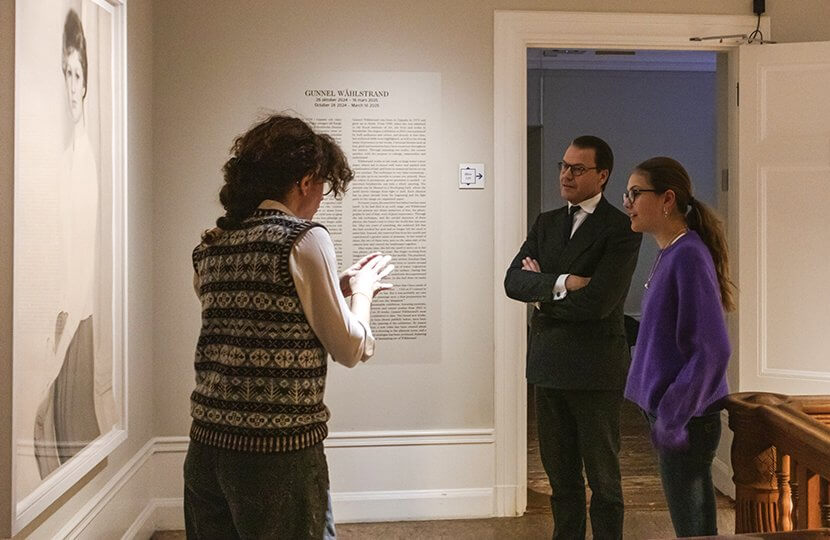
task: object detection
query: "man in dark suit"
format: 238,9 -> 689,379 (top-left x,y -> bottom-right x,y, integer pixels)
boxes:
504,136 -> 641,540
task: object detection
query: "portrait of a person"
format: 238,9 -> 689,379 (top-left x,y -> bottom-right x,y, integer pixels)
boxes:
33,7 -> 101,479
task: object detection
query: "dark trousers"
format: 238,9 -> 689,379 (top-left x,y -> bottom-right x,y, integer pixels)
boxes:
535,387 -> 624,540
184,439 -> 334,539
645,411 -> 722,538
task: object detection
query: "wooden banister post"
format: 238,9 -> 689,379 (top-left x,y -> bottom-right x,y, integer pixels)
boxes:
726,393 -> 790,533
792,460 -> 801,529
796,466 -> 821,529
777,453 -> 793,531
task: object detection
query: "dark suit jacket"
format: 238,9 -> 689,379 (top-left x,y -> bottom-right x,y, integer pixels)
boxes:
504,196 -> 642,390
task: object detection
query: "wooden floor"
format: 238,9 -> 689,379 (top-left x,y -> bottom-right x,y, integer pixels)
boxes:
154,392 -> 736,539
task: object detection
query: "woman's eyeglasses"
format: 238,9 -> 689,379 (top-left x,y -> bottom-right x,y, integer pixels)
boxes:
622,187 -> 659,205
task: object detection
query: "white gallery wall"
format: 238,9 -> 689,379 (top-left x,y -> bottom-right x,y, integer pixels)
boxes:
1,0 -> 830,536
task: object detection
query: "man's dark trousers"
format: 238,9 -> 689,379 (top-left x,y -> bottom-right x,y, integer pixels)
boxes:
536,386 -> 623,540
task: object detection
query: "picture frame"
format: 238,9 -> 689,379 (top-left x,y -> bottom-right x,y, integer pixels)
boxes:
6,0 -> 127,534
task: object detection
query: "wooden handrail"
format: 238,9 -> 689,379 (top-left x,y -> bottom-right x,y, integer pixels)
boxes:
725,392 -> 830,534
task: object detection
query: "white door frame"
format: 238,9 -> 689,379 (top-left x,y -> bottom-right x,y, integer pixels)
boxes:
493,10 -> 768,516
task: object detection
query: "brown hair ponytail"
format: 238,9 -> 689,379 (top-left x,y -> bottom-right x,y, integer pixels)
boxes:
686,197 -> 736,311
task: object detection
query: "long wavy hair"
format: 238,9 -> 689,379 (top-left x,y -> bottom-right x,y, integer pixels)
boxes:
635,156 -> 736,311
216,114 -> 353,229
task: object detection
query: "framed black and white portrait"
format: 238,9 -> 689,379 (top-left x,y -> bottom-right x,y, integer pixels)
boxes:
8,0 -> 127,533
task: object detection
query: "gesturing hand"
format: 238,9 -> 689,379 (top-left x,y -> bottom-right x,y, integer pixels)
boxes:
521,257 -> 541,273
340,252 -> 381,297
348,253 -> 394,298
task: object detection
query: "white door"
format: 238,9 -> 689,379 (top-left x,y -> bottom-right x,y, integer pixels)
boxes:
735,41 -> 830,394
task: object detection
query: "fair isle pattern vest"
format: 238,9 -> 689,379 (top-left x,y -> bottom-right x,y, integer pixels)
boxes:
189,209 -> 329,452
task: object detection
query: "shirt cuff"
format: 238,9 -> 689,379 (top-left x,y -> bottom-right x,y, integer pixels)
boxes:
553,274 -> 569,300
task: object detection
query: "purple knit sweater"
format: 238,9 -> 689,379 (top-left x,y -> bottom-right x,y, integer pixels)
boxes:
624,230 -> 731,451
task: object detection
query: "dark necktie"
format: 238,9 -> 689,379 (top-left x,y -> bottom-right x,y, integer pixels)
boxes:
563,205 -> 580,244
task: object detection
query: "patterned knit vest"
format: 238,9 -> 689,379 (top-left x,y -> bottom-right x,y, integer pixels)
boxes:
189,209 -> 329,452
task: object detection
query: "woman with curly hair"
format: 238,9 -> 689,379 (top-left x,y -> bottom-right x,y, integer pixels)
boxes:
184,114 -> 393,539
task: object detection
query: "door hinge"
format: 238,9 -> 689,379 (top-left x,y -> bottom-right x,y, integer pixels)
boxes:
722,169 -> 729,191
736,82 -> 740,107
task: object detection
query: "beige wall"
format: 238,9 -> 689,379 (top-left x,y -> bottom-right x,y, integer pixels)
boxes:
1,0 -> 155,537
767,0 -> 830,42
151,0 -> 830,438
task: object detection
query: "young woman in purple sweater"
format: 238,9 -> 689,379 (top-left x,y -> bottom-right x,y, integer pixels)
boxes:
622,157 -> 736,537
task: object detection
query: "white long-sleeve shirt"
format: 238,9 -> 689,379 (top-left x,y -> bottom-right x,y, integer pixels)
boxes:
290,224 -> 375,367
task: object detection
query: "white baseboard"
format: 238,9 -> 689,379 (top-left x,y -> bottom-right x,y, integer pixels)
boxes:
494,484 -> 521,517
332,488 -> 494,523
124,498 -> 183,539
61,429 -> 495,538
121,499 -> 157,540
131,488 -> 495,536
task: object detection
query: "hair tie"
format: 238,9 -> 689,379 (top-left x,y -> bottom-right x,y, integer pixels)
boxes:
684,197 -> 696,216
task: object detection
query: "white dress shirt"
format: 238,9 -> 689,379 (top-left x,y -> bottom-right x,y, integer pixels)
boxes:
552,191 -> 603,301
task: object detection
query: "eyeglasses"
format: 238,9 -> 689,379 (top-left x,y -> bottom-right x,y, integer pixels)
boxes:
298,178 -> 335,196
622,187 -> 659,205
314,178 -> 334,196
558,161 -> 599,177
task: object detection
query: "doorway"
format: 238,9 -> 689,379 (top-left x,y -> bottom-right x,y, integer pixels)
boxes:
524,46 -> 725,513
493,11 -> 767,517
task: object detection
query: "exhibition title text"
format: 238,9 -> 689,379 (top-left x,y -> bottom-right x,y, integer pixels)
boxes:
305,89 -> 390,97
